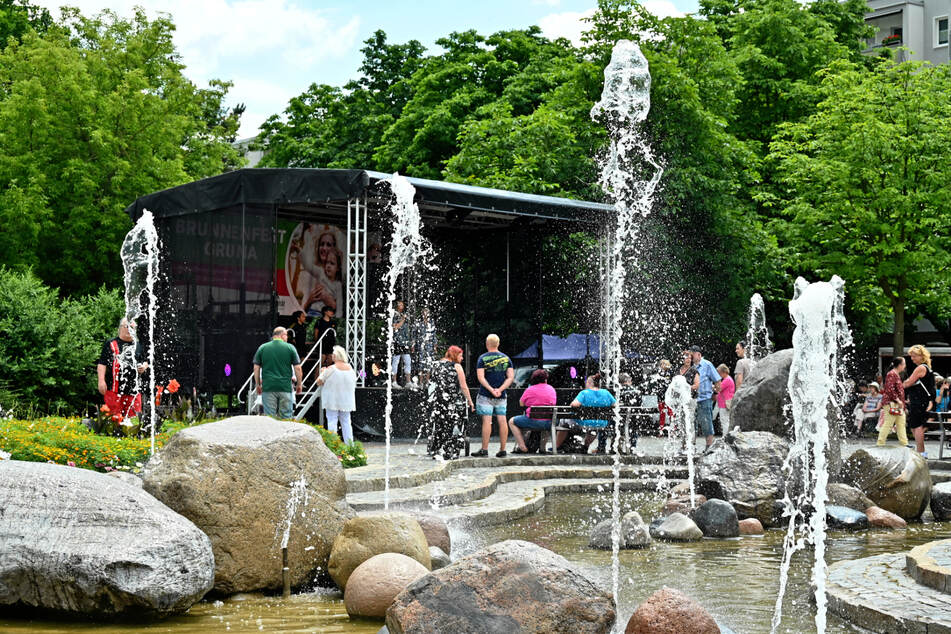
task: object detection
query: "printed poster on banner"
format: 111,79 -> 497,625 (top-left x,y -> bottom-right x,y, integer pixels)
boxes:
275,221 -> 346,318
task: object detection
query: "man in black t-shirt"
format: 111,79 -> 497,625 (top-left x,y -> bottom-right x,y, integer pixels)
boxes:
96,318 -> 147,421
289,310 -> 309,360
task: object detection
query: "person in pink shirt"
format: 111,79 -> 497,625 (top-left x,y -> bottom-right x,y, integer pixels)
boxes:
715,364 -> 735,436
508,369 -> 557,454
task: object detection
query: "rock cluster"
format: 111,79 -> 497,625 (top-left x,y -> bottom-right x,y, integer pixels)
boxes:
0,461 -> 213,617
328,513 -> 431,590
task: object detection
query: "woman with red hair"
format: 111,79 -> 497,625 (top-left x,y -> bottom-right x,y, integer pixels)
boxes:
427,345 -> 474,459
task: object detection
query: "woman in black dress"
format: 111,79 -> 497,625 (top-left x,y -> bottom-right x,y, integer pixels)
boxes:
903,345 -> 936,458
427,345 -> 474,459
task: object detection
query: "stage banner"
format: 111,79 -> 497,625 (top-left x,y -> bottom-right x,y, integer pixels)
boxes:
275,220 -> 346,317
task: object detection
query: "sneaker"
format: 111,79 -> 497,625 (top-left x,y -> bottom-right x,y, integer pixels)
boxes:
390,381 -> 402,390
921,451 -> 929,459
496,450 -> 507,458
472,449 -> 488,457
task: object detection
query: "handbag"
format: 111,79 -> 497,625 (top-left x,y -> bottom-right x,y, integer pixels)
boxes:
888,402 -> 902,416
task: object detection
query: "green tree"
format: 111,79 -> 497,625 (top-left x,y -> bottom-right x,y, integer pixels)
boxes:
0,0 -> 51,48
770,58 -> 951,355
0,8 -> 242,296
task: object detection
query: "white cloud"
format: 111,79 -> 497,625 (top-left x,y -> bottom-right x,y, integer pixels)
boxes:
538,8 -> 596,46
34,1 -> 361,137
539,2 -> 685,47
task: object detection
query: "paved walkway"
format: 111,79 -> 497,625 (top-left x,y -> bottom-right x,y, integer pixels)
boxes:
828,550 -> 951,633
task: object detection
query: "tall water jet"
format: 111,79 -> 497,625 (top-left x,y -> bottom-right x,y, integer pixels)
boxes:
591,39 -> 663,605
664,375 -> 696,507
120,209 -> 161,454
382,174 -> 431,509
771,276 -> 851,634
746,293 -> 772,362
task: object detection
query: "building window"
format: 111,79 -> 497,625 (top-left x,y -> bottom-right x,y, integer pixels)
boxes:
936,16 -> 949,47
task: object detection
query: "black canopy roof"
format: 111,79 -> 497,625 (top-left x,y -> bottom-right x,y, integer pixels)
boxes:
124,168 -> 612,226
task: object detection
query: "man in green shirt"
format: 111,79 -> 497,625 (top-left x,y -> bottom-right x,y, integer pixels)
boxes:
253,327 -> 303,419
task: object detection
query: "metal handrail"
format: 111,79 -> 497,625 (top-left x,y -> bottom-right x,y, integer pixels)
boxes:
237,328 -> 337,404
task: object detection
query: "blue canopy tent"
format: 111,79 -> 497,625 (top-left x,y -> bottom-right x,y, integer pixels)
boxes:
514,334 -> 644,362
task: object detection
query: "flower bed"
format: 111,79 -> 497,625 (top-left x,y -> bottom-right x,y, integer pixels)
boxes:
0,416 -> 367,471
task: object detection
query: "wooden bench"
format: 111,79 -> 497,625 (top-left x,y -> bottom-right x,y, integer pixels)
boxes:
528,405 -> 654,455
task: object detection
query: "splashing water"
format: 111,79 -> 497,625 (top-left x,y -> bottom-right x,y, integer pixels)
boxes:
771,276 -> 851,634
280,475 -> 309,550
664,375 -> 697,507
120,209 -> 160,454
746,293 -> 773,363
382,174 -> 431,510
591,40 -> 663,606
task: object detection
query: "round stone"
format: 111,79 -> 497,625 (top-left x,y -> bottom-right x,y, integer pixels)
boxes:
693,499 -> 739,538
344,553 -> 429,619
625,586 -> 719,633
409,512 -> 451,554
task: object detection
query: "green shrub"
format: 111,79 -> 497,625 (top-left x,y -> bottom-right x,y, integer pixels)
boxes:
0,416 -> 368,471
0,268 -> 123,415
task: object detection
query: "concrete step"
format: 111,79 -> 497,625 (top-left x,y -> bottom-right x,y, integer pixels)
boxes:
419,476 -> 666,529
346,463 -> 686,512
345,451 -> 682,494
827,553 -> 951,633
933,469 -> 951,484
906,539 -> 951,595
930,459 -> 951,471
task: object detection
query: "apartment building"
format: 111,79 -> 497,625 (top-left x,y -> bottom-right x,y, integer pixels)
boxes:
865,0 -> 951,64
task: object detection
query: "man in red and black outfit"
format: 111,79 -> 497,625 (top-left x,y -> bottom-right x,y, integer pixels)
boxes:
96,318 -> 147,421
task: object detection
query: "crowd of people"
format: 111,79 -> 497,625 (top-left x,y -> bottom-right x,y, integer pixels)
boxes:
852,344 -> 946,459
421,335 -> 758,460
94,306 -> 947,462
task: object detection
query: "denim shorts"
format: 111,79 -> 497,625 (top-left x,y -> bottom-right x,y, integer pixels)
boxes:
511,414 -> 550,430
476,395 -> 507,416
696,398 -> 715,436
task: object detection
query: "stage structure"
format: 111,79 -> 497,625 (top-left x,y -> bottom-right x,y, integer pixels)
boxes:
124,169 -> 613,412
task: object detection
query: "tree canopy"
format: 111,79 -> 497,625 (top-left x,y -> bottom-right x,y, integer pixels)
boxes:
0,6 -> 243,296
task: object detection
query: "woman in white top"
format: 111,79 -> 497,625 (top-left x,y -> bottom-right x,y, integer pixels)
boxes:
317,345 -> 357,443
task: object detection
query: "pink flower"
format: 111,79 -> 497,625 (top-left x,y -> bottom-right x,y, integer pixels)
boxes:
67,461 -> 76,467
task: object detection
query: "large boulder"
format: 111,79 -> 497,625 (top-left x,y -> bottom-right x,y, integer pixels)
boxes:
730,349 -> 794,436
344,553 -> 429,619
696,431 -> 790,527
693,500 -> 739,538
931,482 -> 951,521
141,416 -> 354,594
841,446 -> 931,520
329,513 -> 431,590
625,587 -> 720,634
649,513 -> 703,541
386,540 -> 615,634
0,461 -> 213,616
827,483 -> 875,512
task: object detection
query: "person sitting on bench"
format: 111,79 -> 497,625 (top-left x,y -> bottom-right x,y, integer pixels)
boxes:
509,368 -> 557,454
556,373 -> 616,453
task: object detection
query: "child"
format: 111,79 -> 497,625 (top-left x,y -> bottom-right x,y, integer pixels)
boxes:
853,381 -> 883,435
313,247 -> 343,318
715,364 -> 735,436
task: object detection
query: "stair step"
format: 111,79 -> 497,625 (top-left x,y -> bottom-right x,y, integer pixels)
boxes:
345,452 -> 682,494
932,469 -> 951,484
347,463 -> 685,512
906,539 -> 951,595
410,477 -> 665,528
827,552 -> 951,632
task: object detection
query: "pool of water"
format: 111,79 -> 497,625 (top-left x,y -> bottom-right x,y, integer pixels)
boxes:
3,490 -> 947,633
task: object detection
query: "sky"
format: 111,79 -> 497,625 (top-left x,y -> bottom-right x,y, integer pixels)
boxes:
34,1 -> 700,138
